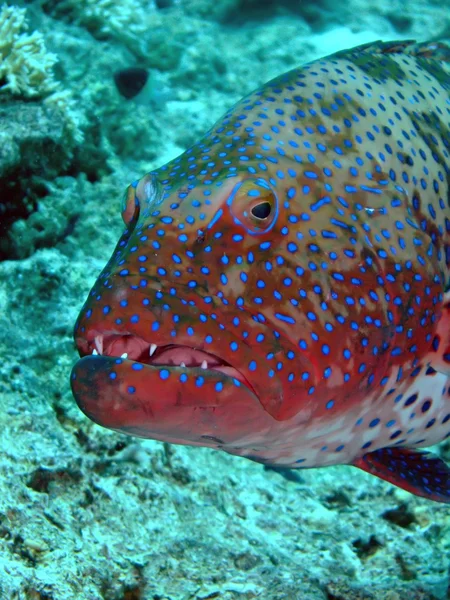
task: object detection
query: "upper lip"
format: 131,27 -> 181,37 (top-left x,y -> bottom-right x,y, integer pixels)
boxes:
76,331 -> 256,392
88,333 -> 225,369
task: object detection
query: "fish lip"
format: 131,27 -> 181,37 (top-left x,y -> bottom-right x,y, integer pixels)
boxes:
75,331 -> 258,398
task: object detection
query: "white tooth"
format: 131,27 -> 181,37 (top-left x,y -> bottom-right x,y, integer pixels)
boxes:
94,335 -> 103,355
201,360 -> 208,370
92,348 -> 98,355
149,344 -> 157,357
121,353 -> 128,359
180,362 -> 186,368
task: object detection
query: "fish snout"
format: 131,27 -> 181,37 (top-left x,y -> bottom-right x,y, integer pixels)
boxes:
70,354 -> 272,449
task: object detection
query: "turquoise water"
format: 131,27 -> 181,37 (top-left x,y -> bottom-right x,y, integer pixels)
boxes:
1,1 -> 450,598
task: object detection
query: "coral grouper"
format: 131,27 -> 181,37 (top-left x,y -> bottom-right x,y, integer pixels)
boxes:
71,40 -> 450,503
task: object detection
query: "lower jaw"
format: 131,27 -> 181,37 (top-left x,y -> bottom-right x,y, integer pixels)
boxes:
150,360 -> 246,383
70,354 -> 262,443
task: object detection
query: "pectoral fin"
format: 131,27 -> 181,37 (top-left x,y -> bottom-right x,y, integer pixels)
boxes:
354,447 -> 450,503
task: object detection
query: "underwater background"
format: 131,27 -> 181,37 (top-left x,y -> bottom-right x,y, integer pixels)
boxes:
1,0 -> 450,598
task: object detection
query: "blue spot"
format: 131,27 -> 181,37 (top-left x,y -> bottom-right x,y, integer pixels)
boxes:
404,393 -> 418,406
275,312 -> 295,324
160,369 -> 170,380
422,400 -> 432,413
132,363 -> 144,371
128,386 -> 136,394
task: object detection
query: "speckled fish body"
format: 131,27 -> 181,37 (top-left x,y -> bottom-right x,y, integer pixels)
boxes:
71,41 -> 450,502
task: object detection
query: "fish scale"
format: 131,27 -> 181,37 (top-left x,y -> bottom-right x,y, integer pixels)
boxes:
71,40 -> 450,503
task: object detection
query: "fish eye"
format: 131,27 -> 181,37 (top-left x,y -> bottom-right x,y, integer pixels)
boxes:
251,201 -> 272,220
224,177 -> 278,235
121,173 -> 163,225
121,183 -> 140,225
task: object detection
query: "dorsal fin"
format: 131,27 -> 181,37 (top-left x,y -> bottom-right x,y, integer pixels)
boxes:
332,39 -> 450,86
334,39 -> 450,62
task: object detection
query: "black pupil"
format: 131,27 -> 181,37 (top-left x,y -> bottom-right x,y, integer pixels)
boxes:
251,201 -> 271,220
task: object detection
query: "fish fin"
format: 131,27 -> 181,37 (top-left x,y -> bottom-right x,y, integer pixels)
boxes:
354,447 -> 450,503
264,465 -> 304,484
334,39 -> 450,62
378,40 -> 450,62
426,291 -> 450,377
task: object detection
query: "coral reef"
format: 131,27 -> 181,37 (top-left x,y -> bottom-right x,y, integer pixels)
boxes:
0,100 -> 81,260
0,4 -> 85,259
0,3 -> 57,97
0,0 -> 449,597
41,0 -> 151,55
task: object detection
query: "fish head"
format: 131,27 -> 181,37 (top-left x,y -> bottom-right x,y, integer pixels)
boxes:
71,66 -> 445,454
72,161 -> 315,448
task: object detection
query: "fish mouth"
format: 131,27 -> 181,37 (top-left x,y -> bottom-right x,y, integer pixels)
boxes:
71,331 -> 268,446
77,332 -> 254,392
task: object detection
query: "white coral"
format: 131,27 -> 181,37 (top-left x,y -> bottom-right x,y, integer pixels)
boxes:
0,3 -> 58,97
43,0 -> 155,57
76,0 -> 148,38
